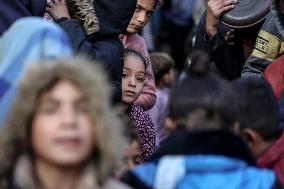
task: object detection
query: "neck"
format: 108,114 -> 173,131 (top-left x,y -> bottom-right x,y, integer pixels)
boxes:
35,159 -> 81,189
255,140 -> 275,158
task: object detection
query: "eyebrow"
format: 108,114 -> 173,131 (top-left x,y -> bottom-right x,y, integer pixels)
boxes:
123,67 -> 146,75
137,4 -> 154,13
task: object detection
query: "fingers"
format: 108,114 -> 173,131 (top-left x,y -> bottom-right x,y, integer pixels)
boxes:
208,0 -> 237,17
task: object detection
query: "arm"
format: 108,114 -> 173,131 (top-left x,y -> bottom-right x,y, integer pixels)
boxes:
194,12 -> 245,79
242,13 -> 284,78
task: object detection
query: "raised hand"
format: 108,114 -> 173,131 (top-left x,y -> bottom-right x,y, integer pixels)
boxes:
46,0 -> 70,20
206,0 -> 237,39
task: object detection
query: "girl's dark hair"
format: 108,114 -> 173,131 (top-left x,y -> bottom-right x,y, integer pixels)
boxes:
124,48 -> 148,71
169,59 -> 238,131
185,50 -> 210,77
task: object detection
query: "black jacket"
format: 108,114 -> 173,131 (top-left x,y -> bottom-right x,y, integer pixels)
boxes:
194,12 -> 246,80
57,0 -> 137,103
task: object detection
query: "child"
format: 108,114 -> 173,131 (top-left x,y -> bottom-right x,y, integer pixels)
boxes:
147,52 -> 175,146
0,57 -> 131,189
232,77 -> 284,185
121,57 -> 281,189
122,48 -> 157,160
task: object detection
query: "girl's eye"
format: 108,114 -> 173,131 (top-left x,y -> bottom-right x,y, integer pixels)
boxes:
136,76 -> 145,82
135,7 -> 142,12
122,73 -> 128,78
39,104 -> 57,114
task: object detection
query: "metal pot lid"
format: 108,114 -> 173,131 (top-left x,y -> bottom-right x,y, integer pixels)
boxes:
220,0 -> 271,29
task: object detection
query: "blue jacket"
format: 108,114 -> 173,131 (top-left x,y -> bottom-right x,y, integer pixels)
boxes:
122,130 -> 281,189
0,17 -> 72,126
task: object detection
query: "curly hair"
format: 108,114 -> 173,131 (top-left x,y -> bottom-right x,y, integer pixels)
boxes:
0,56 -> 126,184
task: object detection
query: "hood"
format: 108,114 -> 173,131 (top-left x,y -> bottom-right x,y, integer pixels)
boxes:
67,0 -> 137,37
0,0 -> 46,36
0,17 -> 72,127
133,155 -> 276,189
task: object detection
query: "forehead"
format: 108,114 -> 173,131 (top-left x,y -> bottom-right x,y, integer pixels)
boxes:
137,0 -> 156,10
124,55 -> 146,72
40,80 -> 83,100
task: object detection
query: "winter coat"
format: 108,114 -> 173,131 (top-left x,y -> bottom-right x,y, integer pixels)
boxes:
56,0 -> 137,103
242,12 -> 284,78
0,155 -> 132,189
127,104 -> 157,160
122,129 -> 282,189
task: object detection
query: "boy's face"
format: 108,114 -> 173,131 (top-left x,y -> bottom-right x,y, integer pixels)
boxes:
126,0 -> 155,33
122,54 -> 146,104
127,140 -> 143,169
32,80 -> 94,168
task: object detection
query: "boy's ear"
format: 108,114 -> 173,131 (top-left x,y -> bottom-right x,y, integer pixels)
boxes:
165,117 -> 177,132
242,128 -> 259,145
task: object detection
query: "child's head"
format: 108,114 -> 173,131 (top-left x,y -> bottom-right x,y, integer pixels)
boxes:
232,77 -> 281,157
1,57 -> 126,182
124,122 -> 143,169
122,48 -> 147,105
150,52 -> 175,88
167,59 -> 238,133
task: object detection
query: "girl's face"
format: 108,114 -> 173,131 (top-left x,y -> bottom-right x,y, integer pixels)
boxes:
32,80 -> 94,168
122,54 -> 146,104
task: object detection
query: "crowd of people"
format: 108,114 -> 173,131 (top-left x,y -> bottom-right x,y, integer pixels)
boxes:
1,0 -> 284,188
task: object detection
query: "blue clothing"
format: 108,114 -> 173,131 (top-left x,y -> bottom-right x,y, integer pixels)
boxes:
133,155 -> 276,189
0,17 -> 72,126
0,0 -> 46,36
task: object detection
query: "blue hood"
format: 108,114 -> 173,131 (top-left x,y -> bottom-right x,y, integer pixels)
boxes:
133,155 -> 276,189
0,17 -> 72,127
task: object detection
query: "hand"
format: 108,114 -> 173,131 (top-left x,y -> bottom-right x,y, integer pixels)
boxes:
206,0 -> 237,39
46,0 -> 70,21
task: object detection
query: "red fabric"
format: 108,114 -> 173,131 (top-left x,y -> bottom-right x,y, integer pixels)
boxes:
264,55 -> 284,101
257,131 -> 284,185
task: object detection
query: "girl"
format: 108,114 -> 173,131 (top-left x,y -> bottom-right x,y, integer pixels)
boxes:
122,48 -> 157,160
0,57 -> 131,189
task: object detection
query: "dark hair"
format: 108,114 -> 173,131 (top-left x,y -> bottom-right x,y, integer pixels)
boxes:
124,48 -> 148,71
169,58 -> 238,131
232,78 -> 281,141
185,50 -> 210,77
150,52 -> 175,84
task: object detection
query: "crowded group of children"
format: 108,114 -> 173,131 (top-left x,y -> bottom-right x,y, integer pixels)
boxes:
1,0 -> 284,188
